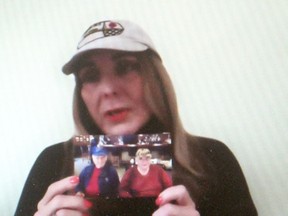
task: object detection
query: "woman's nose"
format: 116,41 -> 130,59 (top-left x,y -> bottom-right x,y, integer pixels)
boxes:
98,76 -> 120,97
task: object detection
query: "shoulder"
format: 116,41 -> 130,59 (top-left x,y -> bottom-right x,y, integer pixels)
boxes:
187,134 -> 247,184
104,163 -> 117,173
37,140 -> 71,158
34,141 -> 68,166
185,134 -> 246,178
186,135 -> 236,162
82,164 -> 94,173
187,134 -> 227,150
150,165 -> 168,177
123,166 -> 136,176
150,164 -> 164,171
32,139 -> 74,177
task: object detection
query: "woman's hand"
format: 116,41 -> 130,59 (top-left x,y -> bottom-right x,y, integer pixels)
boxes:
153,185 -> 200,216
34,176 -> 92,216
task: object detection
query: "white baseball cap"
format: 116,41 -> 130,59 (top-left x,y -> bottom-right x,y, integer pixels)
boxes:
62,20 -> 159,74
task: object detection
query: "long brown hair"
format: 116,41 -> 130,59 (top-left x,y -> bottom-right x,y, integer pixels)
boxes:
139,51 -> 205,175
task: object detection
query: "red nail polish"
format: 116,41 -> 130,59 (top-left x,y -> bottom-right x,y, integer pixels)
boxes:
84,200 -> 93,208
69,176 -> 79,184
155,196 -> 163,206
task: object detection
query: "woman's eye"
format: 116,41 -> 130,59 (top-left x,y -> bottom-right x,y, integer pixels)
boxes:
116,60 -> 140,76
78,66 -> 100,83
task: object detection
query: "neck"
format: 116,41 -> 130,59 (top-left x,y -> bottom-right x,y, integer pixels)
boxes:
137,166 -> 149,175
137,116 -> 167,134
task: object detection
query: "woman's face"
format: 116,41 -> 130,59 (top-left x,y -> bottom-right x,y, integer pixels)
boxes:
78,50 -> 152,135
136,155 -> 151,171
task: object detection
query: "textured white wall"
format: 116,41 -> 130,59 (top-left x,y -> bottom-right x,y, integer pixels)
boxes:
0,0 -> 287,215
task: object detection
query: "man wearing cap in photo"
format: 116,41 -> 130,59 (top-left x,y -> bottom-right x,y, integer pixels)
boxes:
75,145 -> 120,198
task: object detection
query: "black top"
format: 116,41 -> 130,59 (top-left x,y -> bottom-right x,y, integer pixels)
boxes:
15,136 -> 257,216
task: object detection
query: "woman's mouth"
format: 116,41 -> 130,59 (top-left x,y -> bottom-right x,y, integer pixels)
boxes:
105,108 -> 129,122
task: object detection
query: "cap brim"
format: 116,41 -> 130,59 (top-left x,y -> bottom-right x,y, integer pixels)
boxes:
62,37 -> 149,75
92,153 -> 107,156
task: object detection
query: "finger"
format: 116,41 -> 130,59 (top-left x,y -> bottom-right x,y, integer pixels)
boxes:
157,185 -> 194,206
46,195 -> 90,213
55,208 -> 89,216
35,195 -> 91,216
152,203 -> 178,216
76,192 -> 85,197
153,203 -> 200,216
36,207 -> 88,216
38,176 -> 79,209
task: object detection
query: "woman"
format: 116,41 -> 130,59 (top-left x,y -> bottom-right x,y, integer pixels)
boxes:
119,148 -> 172,198
15,20 -> 257,216
75,145 -> 119,198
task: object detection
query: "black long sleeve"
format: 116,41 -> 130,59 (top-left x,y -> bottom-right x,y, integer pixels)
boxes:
193,137 -> 257,216
14,143 -> 68,216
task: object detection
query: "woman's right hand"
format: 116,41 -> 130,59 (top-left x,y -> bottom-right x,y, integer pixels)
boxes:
153,185 -> 200,216
34,176 -> 92,216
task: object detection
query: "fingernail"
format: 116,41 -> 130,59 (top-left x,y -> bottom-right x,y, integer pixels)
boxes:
155,196 -> 163,206
84,200 -> 93,208
69,176 -> 79,184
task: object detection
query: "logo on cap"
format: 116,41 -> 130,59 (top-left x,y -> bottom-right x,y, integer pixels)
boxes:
77,21 -> 124,49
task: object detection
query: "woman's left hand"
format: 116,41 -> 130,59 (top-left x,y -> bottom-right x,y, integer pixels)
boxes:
152,185 -> 200,216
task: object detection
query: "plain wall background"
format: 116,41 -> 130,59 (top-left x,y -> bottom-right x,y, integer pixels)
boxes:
1,0 -> 287,215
